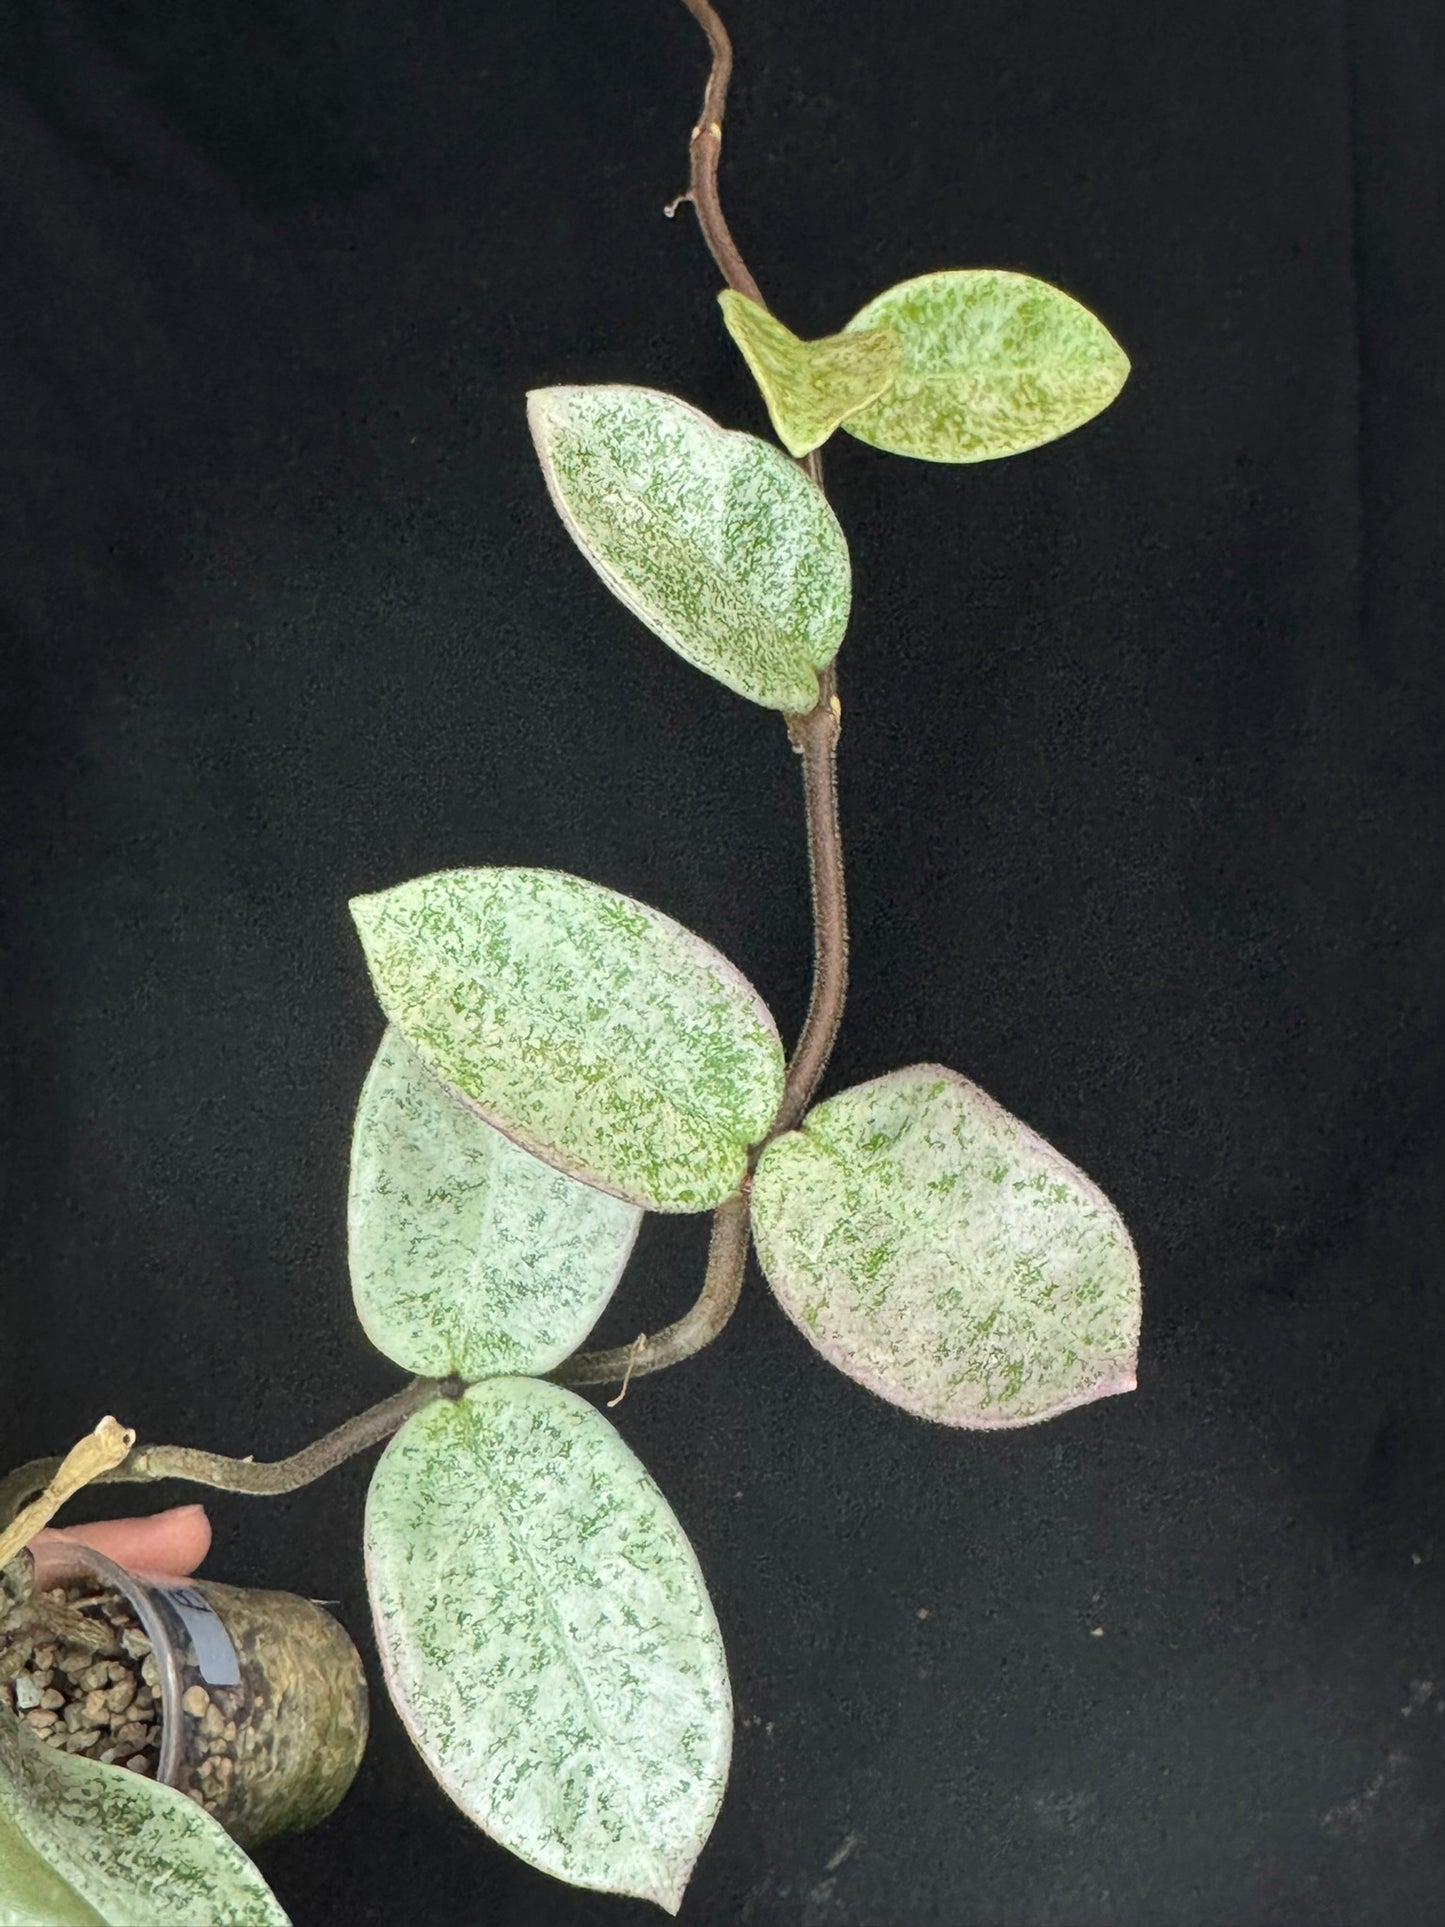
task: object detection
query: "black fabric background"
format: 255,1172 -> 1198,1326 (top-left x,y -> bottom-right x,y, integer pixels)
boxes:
3,3 -> 1443,1923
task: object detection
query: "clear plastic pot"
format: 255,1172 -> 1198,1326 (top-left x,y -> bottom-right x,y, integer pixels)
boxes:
43,1544 -> 368,1849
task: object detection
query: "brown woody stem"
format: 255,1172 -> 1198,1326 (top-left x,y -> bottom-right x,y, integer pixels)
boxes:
552,1193 -> 751,1389
0,1376 -> 459,1529
1,5 -> 845,1505
773,687 -> 848,1135
559,0 -> 850,1392
673,0 -> 765,303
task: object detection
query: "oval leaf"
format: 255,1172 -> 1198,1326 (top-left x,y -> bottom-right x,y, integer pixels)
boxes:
351,867 -> 783,1214
841,269 -> 1129,462
718,291 -> 902,459
0,1704 -> 289,1927
348,1027 -> 642,1378
750,1064 -> 1141,1428
366,1378 -> 731,1914
527,383 -> 850,710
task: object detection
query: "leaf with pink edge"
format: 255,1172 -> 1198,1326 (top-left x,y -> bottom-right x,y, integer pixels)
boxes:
749,1064 -> 1140,1427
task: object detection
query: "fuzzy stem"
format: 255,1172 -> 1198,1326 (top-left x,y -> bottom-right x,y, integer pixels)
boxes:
559,1 -> 850,1392
773,689 -> 848,1135
672,0 -> 766,303
0,4 -> 846,1501
552,1193 -> 751,1389
0,1376 -> 458,1529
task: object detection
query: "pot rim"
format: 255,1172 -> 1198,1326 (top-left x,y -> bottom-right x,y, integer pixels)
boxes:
39,1541 -> 190,1787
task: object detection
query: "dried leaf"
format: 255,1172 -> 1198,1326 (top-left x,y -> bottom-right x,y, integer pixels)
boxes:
0,1421 -> 135,1571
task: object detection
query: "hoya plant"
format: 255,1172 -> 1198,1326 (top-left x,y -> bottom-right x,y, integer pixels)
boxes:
0,1 -> 1138,1919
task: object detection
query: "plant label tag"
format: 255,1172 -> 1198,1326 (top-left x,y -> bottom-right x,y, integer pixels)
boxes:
157,1583 -> 242,1687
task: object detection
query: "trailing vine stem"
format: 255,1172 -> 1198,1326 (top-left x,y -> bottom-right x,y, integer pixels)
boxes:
0,1377 -> 460,1533
551,1192 -> 752,1390
0,2 -> 847,1522
671,0 -> 765,306
666,3 -> 849,1134
773,688 -> 847,1132
557,0 -> 850,1390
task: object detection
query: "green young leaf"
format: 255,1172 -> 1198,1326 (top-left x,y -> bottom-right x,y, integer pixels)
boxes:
365,1378 -> 731,1915
718,291 -> 902,458
750,1064 -> 1141,1428
840,269 -> 1129,462
351,867 -> 784,1214
527,383 -> 850,711
0,1704 -> 289,1927
348,1027 -> 642,1378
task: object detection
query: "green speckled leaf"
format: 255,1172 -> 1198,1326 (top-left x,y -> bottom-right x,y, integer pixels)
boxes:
348,1026 -> 641,1377
0,1704 -> 289,1927
366,1378 -> 731,1915
718,291 -> 902,458
528,383 -> 850,710
750,1064 -> 1141,1428
351,867 -> 783,1214
841,270 -> 1129,462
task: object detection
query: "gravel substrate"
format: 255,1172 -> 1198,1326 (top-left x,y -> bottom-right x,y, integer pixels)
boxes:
0,1582 -> 161,1777
4,1571 -> 368,1842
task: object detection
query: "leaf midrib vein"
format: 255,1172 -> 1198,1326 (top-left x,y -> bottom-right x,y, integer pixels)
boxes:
470,1420 -> 654,1858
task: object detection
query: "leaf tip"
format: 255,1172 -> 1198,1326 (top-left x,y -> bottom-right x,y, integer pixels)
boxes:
527,385 -> 592,457
631,1853 -> 694,1916
348,885 -> 378,937
716,285 -> 770,329
777,424 -> 825,460
348,885 -> 394,966
524,384 -> 561,435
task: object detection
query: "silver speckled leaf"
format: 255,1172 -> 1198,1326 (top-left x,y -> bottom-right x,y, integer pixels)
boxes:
750,1064 -> 1141,1428
718,291 -> 902,458
366,1378 -> 731,1915
351,868 -> 784,1214
841,270 -> 1129,462
0,1704 -> 289,1927
348,1026 -> 642,1378
528,383 -> 850,710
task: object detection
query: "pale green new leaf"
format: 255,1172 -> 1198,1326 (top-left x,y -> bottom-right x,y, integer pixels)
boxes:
366,1378 -> 731,1915
841,269 -> 1129,462
750,1064 -> 1140,1428
348,1026 -> 641,1378
528,383 -> 850,710
718,291 -> 902,458
0,1703 -> 289,1927
351,867 -> 784,1214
